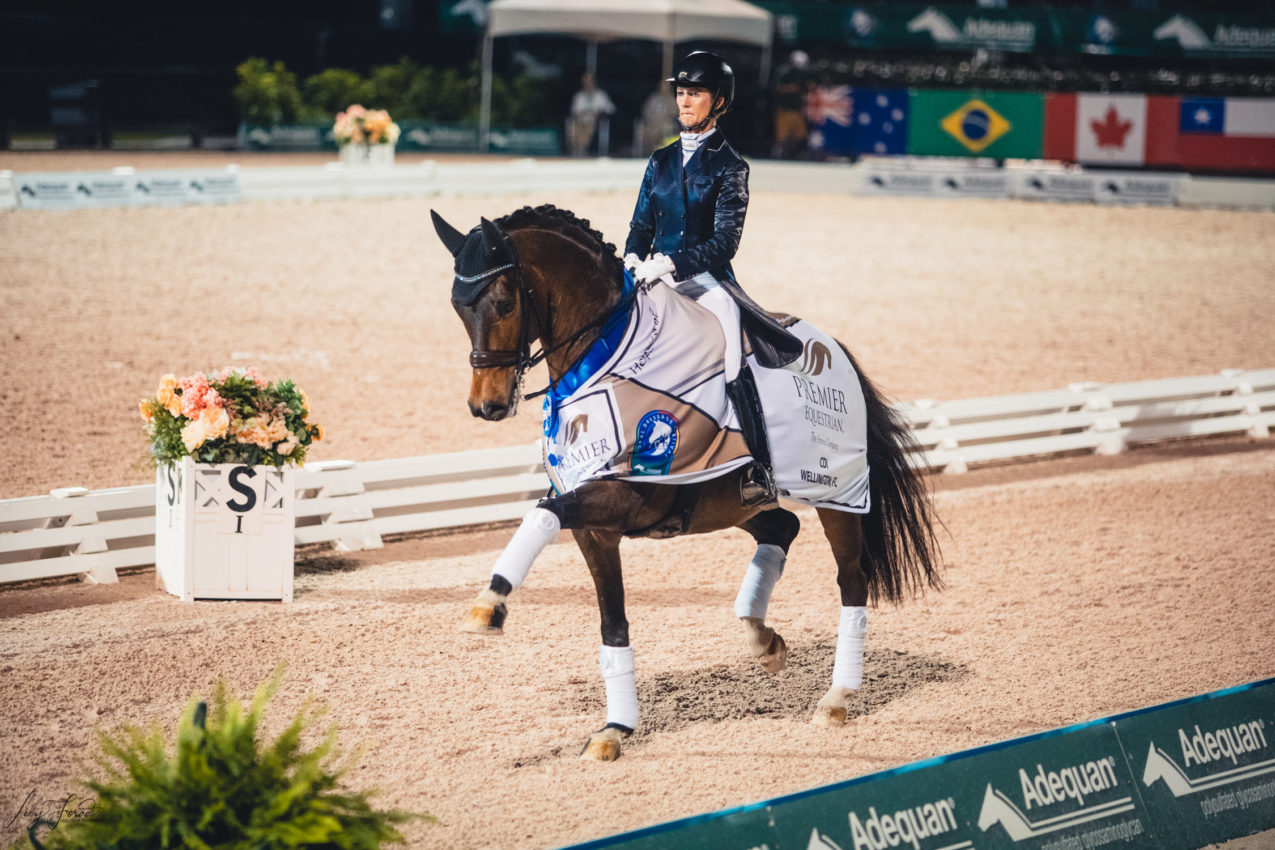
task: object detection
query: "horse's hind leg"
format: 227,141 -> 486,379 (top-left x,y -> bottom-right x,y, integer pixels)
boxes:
812,507 -> 869,728
734,508 -> 800,674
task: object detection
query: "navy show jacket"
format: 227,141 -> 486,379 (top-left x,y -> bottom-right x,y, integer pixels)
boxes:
624,129 -> 748,282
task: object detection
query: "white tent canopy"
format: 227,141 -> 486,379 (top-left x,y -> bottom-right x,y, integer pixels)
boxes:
488,0 -> 772,46
479,0 -> 774,151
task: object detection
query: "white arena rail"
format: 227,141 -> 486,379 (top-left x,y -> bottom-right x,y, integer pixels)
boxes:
1,369 -> 1272,587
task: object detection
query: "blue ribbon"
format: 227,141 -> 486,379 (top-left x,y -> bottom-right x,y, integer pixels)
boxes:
543,269 -> 637,448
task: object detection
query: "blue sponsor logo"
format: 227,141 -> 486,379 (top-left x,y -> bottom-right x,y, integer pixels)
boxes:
631,410 -> 679,476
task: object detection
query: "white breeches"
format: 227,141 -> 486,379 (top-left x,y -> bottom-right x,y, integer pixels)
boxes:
675,273 -> 742,381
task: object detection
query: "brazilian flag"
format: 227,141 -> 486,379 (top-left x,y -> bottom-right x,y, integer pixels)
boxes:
907,90 -> 1044,159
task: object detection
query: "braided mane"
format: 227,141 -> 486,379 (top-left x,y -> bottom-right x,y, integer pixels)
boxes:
497,204 -> 624,279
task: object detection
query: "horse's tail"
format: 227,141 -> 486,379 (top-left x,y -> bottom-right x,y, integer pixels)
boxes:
840,344 -> 945,605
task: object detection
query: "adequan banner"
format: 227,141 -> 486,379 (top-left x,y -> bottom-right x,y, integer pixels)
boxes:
758,2 -> 1275,59
559,680 -> 1275,850
1118,685 -> 1275,849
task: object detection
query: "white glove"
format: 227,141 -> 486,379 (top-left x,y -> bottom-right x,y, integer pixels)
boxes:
635,253 -> 675,285
623,253 -> 641,272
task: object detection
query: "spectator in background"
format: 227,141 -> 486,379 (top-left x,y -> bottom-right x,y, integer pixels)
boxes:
567,73 -> 616,157
637,85 -> 679,155
771,50 -> 810,159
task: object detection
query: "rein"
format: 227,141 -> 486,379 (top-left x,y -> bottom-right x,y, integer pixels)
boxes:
464,227 -> 632,402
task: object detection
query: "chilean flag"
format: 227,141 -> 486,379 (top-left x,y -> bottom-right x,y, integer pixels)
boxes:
1046,93 -> 1275,173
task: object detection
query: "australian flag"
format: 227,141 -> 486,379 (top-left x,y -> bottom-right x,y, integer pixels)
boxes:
850,88 -> 908,156
805,85 -> 855,157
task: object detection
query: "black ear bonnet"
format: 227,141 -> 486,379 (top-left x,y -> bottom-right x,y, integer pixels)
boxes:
431,210 -> 519,306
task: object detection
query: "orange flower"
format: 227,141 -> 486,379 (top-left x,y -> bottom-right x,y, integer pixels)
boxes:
312,423 -> 325,442
156,374 -> 181,417
234,416 -> 274,449
181,405 -> 229,452
139,400 -> 154,422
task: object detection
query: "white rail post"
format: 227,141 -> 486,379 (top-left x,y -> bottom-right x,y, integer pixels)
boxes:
1223,369 -> 1270,438
46,487 -> 117,584
305,460 -> 382,551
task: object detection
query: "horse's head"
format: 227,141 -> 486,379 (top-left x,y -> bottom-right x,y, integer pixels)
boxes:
432,210 -> 529,421
433,204 -> 627,423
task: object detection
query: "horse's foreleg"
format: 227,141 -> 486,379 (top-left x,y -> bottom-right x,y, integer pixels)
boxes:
735,509 -> 800,674
813,508 -> 869,727
573,527 -> 636,762
460,506 -> 562,634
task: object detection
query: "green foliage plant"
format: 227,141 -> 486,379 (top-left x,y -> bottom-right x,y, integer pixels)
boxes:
233,58 -> 303,126
302,69 -> 374,121
14,669 -> 421,849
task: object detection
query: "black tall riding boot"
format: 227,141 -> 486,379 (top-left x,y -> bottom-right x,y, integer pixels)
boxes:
725,365 -> 778,508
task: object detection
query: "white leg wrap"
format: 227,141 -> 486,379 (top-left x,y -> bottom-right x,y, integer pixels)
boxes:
599,644 -> 639,730
490,507 -> 560,590
733,544 -> 786,620
831,606 -> 868,691
692,284 -> 742,381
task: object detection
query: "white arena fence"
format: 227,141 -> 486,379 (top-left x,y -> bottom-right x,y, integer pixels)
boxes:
1,369 -> 1272,588
3,157 -> 1274,211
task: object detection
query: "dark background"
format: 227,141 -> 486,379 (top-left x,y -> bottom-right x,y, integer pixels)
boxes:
2,0 -> 1273,157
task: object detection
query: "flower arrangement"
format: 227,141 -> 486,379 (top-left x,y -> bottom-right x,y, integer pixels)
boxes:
139,367 -> 323,467
332,103 -> 401,147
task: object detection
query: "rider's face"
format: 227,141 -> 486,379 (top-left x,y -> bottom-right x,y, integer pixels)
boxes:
676,86 -> 716,131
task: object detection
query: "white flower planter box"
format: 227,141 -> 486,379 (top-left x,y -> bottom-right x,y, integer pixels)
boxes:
339,144 -> 395,167
155,458 -> 294,602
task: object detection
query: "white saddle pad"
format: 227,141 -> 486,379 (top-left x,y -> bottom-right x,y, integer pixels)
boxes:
541,282 -> 869,513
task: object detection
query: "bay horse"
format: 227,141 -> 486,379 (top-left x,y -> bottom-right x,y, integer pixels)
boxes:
431,204 -> 942,761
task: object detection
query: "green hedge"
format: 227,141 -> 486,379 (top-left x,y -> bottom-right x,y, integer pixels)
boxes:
233,56 -> 551,128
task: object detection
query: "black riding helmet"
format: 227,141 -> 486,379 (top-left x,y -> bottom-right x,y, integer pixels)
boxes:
666,51 -> 735,120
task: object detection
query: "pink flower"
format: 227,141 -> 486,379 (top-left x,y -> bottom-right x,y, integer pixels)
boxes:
179,373 -> 211,418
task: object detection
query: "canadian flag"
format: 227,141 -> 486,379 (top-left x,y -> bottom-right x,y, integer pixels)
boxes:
1045,93 -> 1147,166
1045,92 -> 1275,173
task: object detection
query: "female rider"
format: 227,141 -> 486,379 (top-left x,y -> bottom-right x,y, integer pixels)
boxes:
624,51 -> 803,507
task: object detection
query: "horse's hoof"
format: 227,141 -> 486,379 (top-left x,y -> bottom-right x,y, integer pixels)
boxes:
812,706 -> 847,727
460,589 -> 507,634
759,632 -> 787,675
742,618 -> 787,674
811,686 -> 856,727
580,727 -> 625,762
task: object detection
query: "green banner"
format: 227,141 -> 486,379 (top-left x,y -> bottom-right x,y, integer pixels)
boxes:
560,680 -> 1275,850
438,0 -> 489,35
1115,686 -> 1275,849
907,90 -> 1043,159
757,3 -> 1275,59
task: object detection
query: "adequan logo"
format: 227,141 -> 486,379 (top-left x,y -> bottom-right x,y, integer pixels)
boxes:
1142,719 -> 1272,799
977,756 -> 1141,842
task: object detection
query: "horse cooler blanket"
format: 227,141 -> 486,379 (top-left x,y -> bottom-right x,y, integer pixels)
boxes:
542,276 -> 870,513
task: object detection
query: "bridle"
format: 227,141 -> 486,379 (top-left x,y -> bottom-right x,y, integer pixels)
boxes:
460,225 -> 625,401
